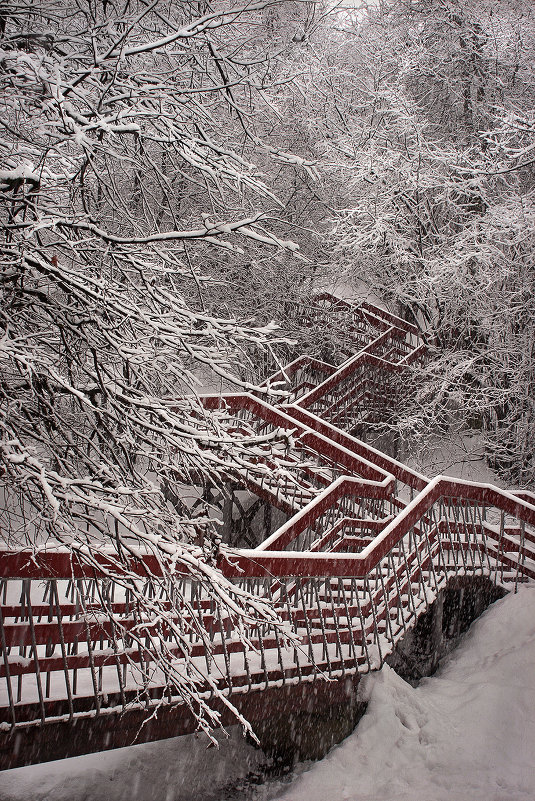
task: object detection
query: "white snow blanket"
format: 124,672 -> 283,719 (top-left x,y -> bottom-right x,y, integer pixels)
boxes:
275,584 -> 535,801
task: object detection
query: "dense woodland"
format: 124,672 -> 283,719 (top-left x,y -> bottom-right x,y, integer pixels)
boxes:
1,0 -> 534,732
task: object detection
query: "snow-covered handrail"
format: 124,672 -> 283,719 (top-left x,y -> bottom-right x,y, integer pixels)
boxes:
220,475 -> 535,578
2,294 -> 533,771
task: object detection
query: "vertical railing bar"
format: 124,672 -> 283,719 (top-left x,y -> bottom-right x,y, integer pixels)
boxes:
256,621 -> 270,689
443,500 -> 458,574
498,510 -> 506,585
452,500 -> 468,574
514,521 -> 526,593
268,580 -> 286,683
216,604 -> 232,693
389,552 -> 407,633
140,628 -> 153,710
51,580 -> 74,721
284,584 -> 302,680
364,576 -> 382,666
329,578 -> 345,671
313,579 -> 332,673
339,578 -> 358,664
377,567 -> 395,644
434,498 -> 450,580
23,580 -> 46,725
77,580 -> 101,716
241,616 -> 253,692
419,515 -> 440,593
462,501 -> 477,573
297,578 -> 315,669
477,504 -> 493,577
109,614 -> 127,708
398,537 -> 418,617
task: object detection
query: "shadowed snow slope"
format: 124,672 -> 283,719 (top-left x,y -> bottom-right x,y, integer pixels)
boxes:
274,584 -> 535,801
0,726 -> 267,801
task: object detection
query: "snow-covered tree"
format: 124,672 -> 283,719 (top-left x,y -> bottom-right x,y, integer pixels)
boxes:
317,0 -> 535,485
0,0 -> 304,734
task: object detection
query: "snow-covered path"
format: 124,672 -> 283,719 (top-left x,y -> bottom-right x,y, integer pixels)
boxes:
2,586 -> 534,801
272,584 -> 535,801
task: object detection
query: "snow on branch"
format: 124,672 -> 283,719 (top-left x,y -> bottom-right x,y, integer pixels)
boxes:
0,0 -> 306,736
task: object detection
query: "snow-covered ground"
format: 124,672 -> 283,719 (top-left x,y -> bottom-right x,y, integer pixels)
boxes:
0,725 -> 268,801
2,585 -> 534,801
269,584 -> 535,801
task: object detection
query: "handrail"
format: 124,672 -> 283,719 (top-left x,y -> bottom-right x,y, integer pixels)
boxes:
3,289 -> 533,771
294,344 -> 417,411
310,293 -> 420,336
199,392 -> 392,483
220,475 -> 535,578
6,472 -> 526,582
259,354 -> 337,389
0,549 -> 188,580
283,405 -> 428,491
359,300 -> 420,335
254,475 -> 395,552
7,472 -> 532,582
513,490 -> 535,504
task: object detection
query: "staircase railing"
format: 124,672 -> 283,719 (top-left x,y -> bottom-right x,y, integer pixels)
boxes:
199,393 -> 393,515
219,476 -> 535,675
1,295 -> 533,769
3,477 -> 532,738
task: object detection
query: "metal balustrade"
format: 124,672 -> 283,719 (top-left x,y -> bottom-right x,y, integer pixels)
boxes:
294,339 -> 425,431
260,355 -> 337,402
3,479 -> 532,746
1,295 -> 533,769
199,393 -> 393,516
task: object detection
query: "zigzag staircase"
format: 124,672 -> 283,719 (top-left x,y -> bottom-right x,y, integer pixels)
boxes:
1,294 -> 534,769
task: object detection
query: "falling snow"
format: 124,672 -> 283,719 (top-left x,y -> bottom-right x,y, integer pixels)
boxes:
2,585 -> 534,801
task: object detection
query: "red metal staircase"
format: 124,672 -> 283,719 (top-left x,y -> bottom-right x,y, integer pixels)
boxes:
1,294 -> 534,769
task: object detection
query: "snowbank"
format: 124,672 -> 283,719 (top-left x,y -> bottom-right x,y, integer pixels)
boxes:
0,726 -> 267,801
274,584 -> 535,801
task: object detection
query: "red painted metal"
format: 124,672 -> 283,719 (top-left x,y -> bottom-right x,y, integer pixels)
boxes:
0,550 -> 172,580
281,404 -> 428,490
310,293 -> 419,336
1,294 -> 534,770
217,478 -> 535,578
260,354 -> 337,388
